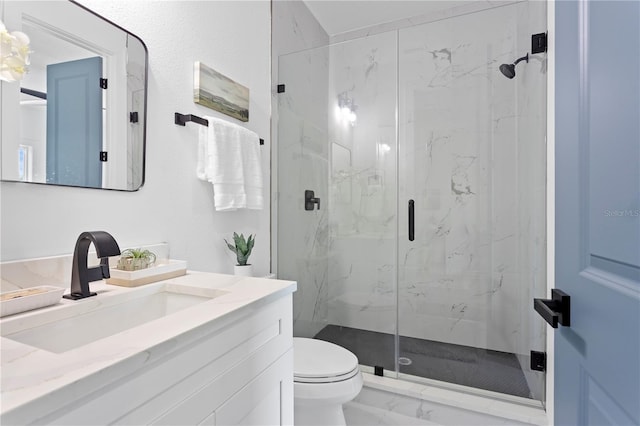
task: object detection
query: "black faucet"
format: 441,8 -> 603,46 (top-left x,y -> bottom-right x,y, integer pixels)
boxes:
63,231 -> 121,300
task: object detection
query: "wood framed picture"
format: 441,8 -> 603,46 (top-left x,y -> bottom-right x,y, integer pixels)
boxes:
194,61 -> 249,122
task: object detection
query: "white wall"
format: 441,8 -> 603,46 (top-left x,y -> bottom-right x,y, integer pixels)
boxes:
0,0 -> 272,277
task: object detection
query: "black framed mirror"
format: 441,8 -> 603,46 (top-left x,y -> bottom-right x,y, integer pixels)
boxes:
0,0 -> 148,191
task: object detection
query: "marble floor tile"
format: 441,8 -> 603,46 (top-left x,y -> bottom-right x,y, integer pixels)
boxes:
344,401 -> 439,426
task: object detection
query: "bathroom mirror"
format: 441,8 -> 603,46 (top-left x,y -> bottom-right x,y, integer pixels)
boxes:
0,0 -> 148,191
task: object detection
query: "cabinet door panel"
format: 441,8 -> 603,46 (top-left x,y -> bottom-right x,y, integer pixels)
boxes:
36,296 -> 292,426
215,349 -> 293,426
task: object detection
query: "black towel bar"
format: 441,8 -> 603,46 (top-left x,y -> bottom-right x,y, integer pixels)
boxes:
175,112 -> 264,145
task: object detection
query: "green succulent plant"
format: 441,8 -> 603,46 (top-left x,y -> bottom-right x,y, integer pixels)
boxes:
225,233 -> 255,266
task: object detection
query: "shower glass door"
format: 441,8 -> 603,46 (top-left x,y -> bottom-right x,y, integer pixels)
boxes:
277,31 -> 399,375
397,2 -> 547,401
275,0 -> 546,404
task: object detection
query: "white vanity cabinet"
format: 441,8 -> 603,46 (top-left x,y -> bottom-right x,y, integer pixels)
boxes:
1,281 -> 294,426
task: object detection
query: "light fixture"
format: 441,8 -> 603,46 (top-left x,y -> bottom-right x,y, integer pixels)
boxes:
337,91 -> 357,126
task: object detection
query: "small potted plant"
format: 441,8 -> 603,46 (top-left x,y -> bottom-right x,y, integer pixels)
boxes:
117,248 -> 157,271
225,232 -> 255,276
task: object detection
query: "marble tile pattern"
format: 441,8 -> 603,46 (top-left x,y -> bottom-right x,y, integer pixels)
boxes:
344,401 -> 438,425
277,46 -> 331,338
330,1 -> 522,44
127,39 -> 146,190
326,31 -> 399,337
396,1 -> 547,354
321,2 -> 547,388
0,271 -> 296,416
349,373 -> 548,426
512,0 -> 548,402
271,1 -> 331,339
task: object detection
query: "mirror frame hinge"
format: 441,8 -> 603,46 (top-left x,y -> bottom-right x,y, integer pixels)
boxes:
100,78 -> 108,89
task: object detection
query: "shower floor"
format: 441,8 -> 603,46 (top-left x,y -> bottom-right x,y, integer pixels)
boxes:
314,325 -> 532,398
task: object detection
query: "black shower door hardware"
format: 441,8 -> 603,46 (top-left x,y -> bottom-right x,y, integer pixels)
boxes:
408,199 -> 415,241
305,190 -> 320,211
534,289 -> 570,328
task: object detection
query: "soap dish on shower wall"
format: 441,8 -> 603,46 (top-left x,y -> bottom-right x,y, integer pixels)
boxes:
0,286 -> 66,317
106,259 -> 187,287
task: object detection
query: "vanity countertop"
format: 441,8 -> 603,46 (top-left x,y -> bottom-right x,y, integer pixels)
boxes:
0,272 -> 296,417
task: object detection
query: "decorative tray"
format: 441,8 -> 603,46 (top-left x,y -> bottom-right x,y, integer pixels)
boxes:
106,259 -> 187,287
0,286 -> 66,317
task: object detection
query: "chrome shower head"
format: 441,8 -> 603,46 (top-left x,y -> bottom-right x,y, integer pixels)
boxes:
499,53 -> 529,79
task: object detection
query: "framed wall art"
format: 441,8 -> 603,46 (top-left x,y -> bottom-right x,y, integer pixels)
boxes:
194,61 -> 249,122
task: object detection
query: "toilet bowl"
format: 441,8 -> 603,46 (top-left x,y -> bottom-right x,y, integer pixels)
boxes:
293,337 -> 363,426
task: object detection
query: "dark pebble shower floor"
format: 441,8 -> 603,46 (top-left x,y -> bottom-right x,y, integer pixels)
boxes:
314,324 -> 532,399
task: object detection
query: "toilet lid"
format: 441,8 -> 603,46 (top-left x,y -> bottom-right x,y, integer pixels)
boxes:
293,337 -> 359,379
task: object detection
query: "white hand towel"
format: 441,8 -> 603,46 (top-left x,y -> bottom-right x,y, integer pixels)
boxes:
239,126 -> 264,210
196,116 -> 263,211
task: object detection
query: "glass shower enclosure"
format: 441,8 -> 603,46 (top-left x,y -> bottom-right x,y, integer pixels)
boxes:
275,1 -> 547,402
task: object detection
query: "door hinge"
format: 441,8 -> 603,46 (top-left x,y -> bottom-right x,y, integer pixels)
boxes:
100,78 -> 108,89
374,366 -> 384,377
130,112 -> 139,123
277,84 -> 285,93
100,151 -> 108,162
530,350 -> 546,372
531,32 -> 547,54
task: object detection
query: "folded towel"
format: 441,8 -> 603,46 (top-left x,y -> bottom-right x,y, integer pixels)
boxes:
197,116 -> 263,211
239,126 -> 264,210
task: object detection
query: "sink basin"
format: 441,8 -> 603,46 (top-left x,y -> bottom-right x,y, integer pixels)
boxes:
2,283 -> 228,353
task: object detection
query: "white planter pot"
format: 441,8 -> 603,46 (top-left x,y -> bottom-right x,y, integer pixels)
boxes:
233,264 -> 253,277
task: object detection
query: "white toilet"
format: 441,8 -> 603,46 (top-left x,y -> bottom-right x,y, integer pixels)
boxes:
293,337 -> 363,426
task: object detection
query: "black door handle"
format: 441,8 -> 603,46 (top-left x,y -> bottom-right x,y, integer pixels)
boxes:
408,199 -> 414,241
534,289 -> 570,328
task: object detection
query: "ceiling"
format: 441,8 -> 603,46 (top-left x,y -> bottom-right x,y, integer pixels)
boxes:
303,0 -> 477,36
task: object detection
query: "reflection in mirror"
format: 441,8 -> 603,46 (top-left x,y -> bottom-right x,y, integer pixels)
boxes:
0,0 -> 147,191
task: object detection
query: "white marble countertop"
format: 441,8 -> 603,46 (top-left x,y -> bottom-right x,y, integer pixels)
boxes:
0,272 -> 296,417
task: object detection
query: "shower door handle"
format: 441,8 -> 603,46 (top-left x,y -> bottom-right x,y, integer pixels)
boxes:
408,199 -> 415,241
534,289 -> 571,328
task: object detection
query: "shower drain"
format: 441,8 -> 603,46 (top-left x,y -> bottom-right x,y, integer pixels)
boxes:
398,356 -> 412,366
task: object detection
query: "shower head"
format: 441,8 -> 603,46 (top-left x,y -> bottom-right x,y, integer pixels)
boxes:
499,63 -> 516,79
499,53 -> 529,79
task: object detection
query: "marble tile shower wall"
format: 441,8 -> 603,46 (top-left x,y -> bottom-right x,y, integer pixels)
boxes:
327,32 -> 398,337
278,47 -> 330,338
513,0 -> 547,400
271,2 -> 330,338
325,2 -> 547,359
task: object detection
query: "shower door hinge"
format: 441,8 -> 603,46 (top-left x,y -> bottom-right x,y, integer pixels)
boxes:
374,366 -> 384,377
530,350 -> 546,372
100,78 -> 108,89
100,151 -> 108,162
531,33 -> 547,54
277,84 -> 285,93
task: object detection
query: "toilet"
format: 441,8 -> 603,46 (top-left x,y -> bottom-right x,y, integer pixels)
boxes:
293,337 -> 363,426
